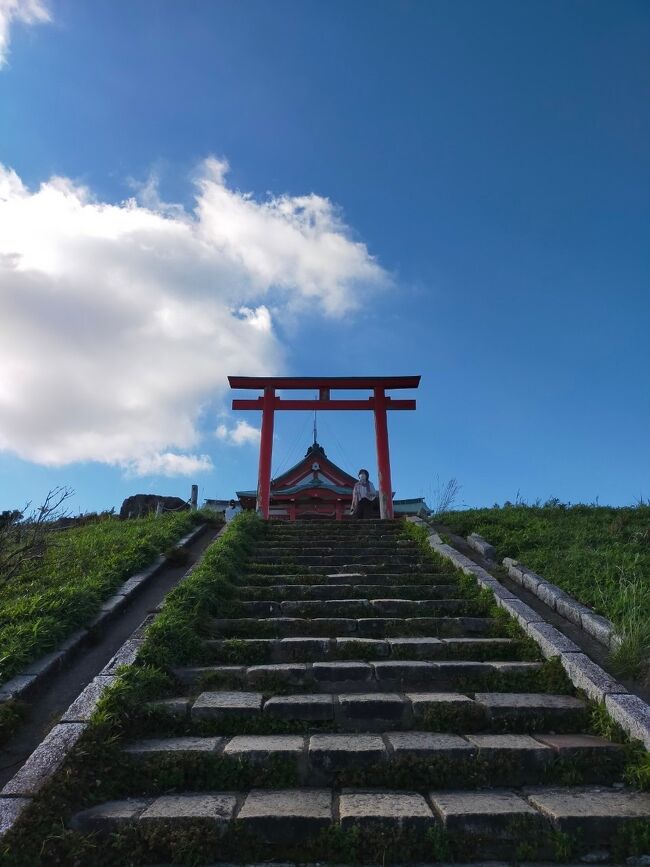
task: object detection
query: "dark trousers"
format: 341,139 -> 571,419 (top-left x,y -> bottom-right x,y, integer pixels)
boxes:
353,497 -> 376,519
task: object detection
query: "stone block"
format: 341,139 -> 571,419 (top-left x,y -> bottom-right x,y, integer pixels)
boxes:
246,664 -> 307,688
387,637 -> 443,658
535,581 -> 565,609
0,797 -> 31,839
311,618 -> 358,635
467,533 -> 496,560
554,595 -> 593,627
372,660 -> 437,683
525,622 -> 580,659
70,798 -> 150,833
223,735 -> 304,763
430,789 -> 541,836
23,649 -> 66,678
0,675 -> 37,700
474,692 -> 585,721
408,692 -> 476,720
124,737 -> 223,755
357,618 -> 398,637
466,734 -> 550,766
191,691 -> 263,720
335,638 -> 390,657
337,693 -> 408,728
100,594 -> 127,614
386,732 -> 474,758
312,662 -> 373,683
60,676 -> 116,722
605,693 -> 650,749
100,639 -> 144,675
526,786 -> 650,842
534,734 -> 622,755
579,611 -> 614,646
490,661 -> 542,675
309,734 -> 385,772
174,666 -> 245,687
521,569 -> 546,594
339,790 -> 434,831
140,793 -> 237,828
2,723 -> 85,797
497,598 -> 544,627
560,653 -> 627,703
237,788 -> 332,841
264,694 -> 334,722
277,638 -> 330,660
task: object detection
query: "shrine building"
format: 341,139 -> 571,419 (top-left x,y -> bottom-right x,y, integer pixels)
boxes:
234,441 -> 430,521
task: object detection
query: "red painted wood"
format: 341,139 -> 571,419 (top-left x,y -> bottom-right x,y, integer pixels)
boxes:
257,386 -> 275,518
232,398 -> 416,411
229,375 -> 420,390
373,387 -> 394,519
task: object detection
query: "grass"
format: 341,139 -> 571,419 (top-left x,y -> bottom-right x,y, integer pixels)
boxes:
436,503 -> 650,681
0,509 -> 213,687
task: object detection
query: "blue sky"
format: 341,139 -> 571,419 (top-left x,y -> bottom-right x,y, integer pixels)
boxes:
0,0 -> 648,513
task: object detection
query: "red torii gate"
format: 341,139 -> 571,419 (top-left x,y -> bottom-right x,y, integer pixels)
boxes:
229,375 -> 420,520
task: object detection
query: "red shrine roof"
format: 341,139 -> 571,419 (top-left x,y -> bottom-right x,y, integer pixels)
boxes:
236,442 -> 357,502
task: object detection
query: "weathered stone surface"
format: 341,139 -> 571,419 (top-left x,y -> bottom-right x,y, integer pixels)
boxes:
308,734 -> 385,770
140,793 -> 237,827
264,694 -> 334,721
100,639 -> 145,675
386,637 -> 443,658
407,692 -> 476,718
223,735 -> 304,762
467,533 -> 496,560
124,737 -> 223,755
536,581 -> 567,609
60,676 -> 116,722
554,595 -> 593,627
372,660 -> 437,683
489,661 -> 543,675
467,734 -> 550,763
0,797 -> 31,839
525,622 -> 580,659
560,653 -> 627,703
339,790 -> 434,830
430,789 -> 541,835
312,662 -> 373,682
475,692 -> 585,720
246,664 -> 307,687
70,798 -> 150,833
2,723 -> 85,796
386,732 -> 474,757
278,638 -> 330,660
174,666 -> 245,686
335,637 -> 390,657
23,649 -> 66,678
497,598 -> 544,627
605,693 -> 650,750
191,691 -> 263,720
337,693 -> 407,727
534,734 -> 622,755
0,675 -> 37,700
237,789 -> 332,840
579,611 -> 614,646
527,787 -> 650,841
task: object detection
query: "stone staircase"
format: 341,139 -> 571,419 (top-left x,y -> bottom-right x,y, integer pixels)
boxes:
69,519 -> 649,863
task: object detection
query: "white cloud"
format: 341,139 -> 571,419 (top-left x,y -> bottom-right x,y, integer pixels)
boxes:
0,0 -> 50,68
216,420 -> 261,447
125,452 -> 214,478
0,159 -> 386,474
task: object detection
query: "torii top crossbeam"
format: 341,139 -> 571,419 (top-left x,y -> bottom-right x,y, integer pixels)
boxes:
229,375 -> 420,519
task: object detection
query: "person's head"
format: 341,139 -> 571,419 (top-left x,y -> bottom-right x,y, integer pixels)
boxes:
358,469 -> 369,482
229,500 -> 236,508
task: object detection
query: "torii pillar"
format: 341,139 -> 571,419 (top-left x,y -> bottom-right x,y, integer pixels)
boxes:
229,376 -> 420,519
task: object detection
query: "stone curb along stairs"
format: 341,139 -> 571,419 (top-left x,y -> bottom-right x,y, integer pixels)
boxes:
0,522 -> 217,841
0,523 -> 207,707
418,520 -> 650,750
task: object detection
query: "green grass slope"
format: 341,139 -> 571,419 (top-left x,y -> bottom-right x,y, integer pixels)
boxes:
437,503 -> 650,681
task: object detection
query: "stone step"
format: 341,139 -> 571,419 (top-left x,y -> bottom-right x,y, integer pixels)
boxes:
208,615 -> 497,639
122,732 -> 624,787
151,690 -> 588,733
240,572 -> 457,586
237,598 -> 474,618
247,562 -> 439,575
205,636 -> 520,664
237,583 -> 460,601
253,541 -> 419,552
250,554 -> 424,567
69,785 -> 650,858
173,660 -> 543,693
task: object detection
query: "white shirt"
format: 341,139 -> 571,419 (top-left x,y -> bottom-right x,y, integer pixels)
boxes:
352,479 -> 376,509
225,505 -> 241,523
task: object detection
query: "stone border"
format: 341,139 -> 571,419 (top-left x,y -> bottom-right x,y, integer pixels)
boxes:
466,532 -> 620,650
0,523 -> 207,706
0,522 -> 228,839
408,518 -> 650,751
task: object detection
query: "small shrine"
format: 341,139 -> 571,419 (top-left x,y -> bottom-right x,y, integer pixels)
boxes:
236,441 -> 358,521
235,440 -> 431,521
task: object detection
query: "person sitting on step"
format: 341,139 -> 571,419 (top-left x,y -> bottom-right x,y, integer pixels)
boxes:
351,468 -> 377,519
